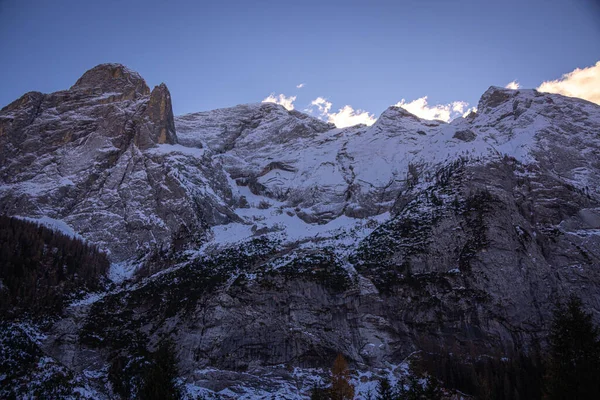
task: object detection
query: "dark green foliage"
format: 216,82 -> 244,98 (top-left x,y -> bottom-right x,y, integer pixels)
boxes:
270,249 -> 352,293
457,189 -> 497,271
0,323 -> 42,387
352,161 -> 470,293
108,349 -> 149,399
376,377 -> 394,400
30,369 -> 75,399
0,215 -> 109,317
434,157 -> 467,189
417,348 -> 544,399
81,237 -> 280,351
406,163 -> 419,189
310,384 -> 331,400
545,296 -> 600,399
352,214 -> 433,293
0,323 -> 81,399
81,237 -> 287,398
138,339 -> 181,400
396,374 -> 442,400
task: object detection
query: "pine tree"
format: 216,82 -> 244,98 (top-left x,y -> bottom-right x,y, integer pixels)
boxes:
545,295 -> 600,399
419,376 -> 442,400
310,383 -> 331,400
330,354 -> 355,400
138,339 -> 181,400
376,377 -> 394,400
396,374 -> 442,400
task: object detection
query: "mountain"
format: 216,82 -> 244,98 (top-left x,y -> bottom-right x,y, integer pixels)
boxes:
1,64 -> 599,398
0,64 -> 236,266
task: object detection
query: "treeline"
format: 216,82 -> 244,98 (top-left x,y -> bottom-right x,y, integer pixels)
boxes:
312,296 -> 600,399
0,215 -> 109,316
418,296 -> 600,399
416,348 -> 543,399
107,338 -> 181,400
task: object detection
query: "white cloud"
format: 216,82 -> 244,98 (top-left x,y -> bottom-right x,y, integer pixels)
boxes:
327,105 -> 377,128
307,97 -> 375,128
394,96 -> 469,122
505,80 -> 520,90
452,101 -> 469,113
296,83 -> 305,89
262,93 -> 297,110
537,61 -> 600,105
311,97 -> 332,116
462,107 -> 477,118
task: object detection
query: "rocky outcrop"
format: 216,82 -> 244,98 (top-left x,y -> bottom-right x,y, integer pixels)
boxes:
71,63 -> 150,100
135,83 -> 178,150
0,63 -> 235,263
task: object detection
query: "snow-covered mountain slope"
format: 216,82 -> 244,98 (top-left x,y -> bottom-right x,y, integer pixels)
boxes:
2,63 -> 600,398
3,64 -> 598,265
174,85 -> 600,252
0,64 -> 237,263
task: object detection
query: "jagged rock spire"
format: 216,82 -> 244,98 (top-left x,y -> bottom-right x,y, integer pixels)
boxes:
134,83 -> 178,149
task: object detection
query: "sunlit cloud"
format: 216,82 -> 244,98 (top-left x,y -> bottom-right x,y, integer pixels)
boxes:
307,97 -> 375,128
394,96 -> 470,122
452,101 -> 469,113
505,81 -> 520,90
311,97 -> 332,116
327,105 -> 377,128
296,83 -> 305,89
262,93 -> 296,110
537,61 -> 600,105
462,107 -> 477,118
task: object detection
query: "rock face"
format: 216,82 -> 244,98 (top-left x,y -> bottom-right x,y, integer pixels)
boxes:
135,83 -> 178,150
2,65 -> 600,398
0,63 -> 235,263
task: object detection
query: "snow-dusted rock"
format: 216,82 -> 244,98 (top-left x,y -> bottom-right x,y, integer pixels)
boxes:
2,64 -> 600,398
0,64 -> 236,262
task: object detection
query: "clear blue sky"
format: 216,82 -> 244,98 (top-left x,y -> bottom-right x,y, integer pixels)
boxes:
1,0 -> 598,117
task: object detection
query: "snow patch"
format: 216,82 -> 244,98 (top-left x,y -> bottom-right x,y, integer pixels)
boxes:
14,215 -> 83,240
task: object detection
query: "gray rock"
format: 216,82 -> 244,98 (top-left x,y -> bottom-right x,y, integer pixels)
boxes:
0,63 -> 236,263
3,64 -> 600,398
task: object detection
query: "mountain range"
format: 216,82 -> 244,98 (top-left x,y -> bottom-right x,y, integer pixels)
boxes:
1,63 -> 599,399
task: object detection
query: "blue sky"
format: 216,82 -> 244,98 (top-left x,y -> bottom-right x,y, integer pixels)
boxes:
1,0 -> 599,123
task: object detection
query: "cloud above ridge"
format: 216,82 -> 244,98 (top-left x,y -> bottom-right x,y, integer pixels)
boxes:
327,105 -> 377,128
310,97 -> 332,116
308,97 -> 376,128
505,80 -> 520,89
262,93 -> 296,110
537,61 -> 600,105
394,96 -> 469,122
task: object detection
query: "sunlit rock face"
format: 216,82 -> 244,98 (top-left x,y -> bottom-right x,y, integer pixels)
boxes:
2,65 -> 600,398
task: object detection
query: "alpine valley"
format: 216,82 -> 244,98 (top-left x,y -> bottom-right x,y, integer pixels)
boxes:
1,63 -> 599,399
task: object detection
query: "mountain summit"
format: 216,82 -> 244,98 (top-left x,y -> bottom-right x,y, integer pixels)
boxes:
1,64 -> 599,398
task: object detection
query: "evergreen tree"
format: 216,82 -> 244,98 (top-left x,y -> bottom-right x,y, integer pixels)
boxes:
419,376 -> 442,400
396,374 -> 442,400
545,296 -> 600,399
310,383 -> 331,400
330,354 -> 355,400
376,377 -> 394,400
138,339 -> 181,400
0,215 -> 109,317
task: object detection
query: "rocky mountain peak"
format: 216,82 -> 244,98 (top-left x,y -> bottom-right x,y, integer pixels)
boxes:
134,83 -> 178,149
70,63 -> 150,99
0,90 -> 45,113
3,63 -> 600,399
477,85 -> 520,112
380,105 -> 424,121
